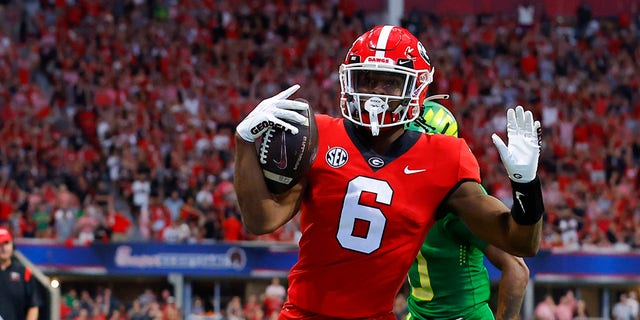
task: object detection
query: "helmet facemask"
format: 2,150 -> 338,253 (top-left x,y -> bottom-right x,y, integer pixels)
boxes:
341,65 -> 429,136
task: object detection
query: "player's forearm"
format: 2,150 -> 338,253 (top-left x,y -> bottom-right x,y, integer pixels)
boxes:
505,218 -> 542,256
495,259 -> 529,320
473,209 -> 542,257
26,306 -> 39,320
451,186 -> 541,257
234,135 -> 298,234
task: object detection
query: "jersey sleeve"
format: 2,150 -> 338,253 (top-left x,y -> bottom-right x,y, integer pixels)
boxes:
456,139 -> 481,183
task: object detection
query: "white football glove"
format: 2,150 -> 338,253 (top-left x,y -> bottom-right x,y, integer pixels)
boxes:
491,106 -> 541,183
236,84 -> 309,142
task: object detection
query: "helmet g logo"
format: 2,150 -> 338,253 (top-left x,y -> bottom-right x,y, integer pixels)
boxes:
417,42 -> 430,63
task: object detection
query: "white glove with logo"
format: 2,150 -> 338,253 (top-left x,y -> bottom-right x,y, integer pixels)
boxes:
236,84 -> 309,142
491,106 -> 541,183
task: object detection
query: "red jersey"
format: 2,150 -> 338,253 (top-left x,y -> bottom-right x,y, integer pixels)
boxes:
284,115 -> 481,319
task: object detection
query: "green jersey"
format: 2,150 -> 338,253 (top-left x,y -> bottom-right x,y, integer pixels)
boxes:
407,213 -> 494,319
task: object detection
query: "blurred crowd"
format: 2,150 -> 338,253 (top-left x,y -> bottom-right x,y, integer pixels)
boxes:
533,289 -> 640,320
0,0 -> 639,252
59,277 -> 287,320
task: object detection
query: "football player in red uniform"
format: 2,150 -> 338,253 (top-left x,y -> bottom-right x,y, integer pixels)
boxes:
234,25 -> 544,319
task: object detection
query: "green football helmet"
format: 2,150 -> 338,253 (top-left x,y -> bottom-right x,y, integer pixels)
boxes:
405,100 -> 458,137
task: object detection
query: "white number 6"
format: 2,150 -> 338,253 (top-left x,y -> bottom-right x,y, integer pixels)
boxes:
337,176 -> 391,254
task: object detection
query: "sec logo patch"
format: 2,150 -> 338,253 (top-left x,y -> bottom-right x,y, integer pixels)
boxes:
326,147 -> 348,168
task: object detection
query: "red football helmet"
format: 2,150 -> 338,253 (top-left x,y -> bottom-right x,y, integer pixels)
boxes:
339,25 -> 434,136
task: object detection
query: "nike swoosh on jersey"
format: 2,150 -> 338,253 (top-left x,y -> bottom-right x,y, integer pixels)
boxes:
274,132 -> 288,169
403,166 -> 426,174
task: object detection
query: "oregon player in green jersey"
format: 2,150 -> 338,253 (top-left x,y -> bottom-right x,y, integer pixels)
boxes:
405,99 -> 459,136
404,100 -> 530,320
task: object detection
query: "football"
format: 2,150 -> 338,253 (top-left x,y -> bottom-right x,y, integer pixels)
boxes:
257,99 -> 318,194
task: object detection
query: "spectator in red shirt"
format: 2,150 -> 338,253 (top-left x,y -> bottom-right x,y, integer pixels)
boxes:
222,211 -> 244,242
106,207 -> 131,243
148,196 -> 172,241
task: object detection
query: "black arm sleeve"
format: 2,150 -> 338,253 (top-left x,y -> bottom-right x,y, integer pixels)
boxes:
510,177 -> 545,225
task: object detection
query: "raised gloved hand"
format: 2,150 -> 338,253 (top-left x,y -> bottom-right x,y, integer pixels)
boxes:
491,106 -> 541,183
236,84 -> 309,142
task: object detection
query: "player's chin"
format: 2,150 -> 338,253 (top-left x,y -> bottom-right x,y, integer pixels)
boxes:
378,126 -> 404,136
